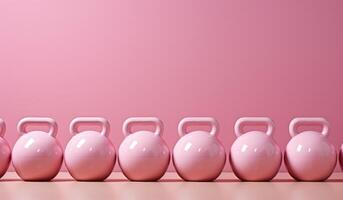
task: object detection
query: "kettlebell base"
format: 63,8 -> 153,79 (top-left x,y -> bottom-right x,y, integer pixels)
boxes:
124,177 -> 162,182
284,153 -> 336,182
68,169 -> 114,181
175,170 -> 221,182
16,172 -> 59,181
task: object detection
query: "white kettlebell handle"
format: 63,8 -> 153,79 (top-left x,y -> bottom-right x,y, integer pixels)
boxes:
0,119 -> 5,137
17,117 -> 58,137
123,117 -> 163,137
178,117 -> 219,137
234,117 -> 274,137
289,117 -> 329,137
70,117 -> 110,137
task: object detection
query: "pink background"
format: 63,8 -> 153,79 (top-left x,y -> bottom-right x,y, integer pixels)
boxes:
0,0 -> 343,172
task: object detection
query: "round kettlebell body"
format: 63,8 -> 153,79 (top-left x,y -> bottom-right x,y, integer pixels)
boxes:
119,117 -> 170,181
285,118 -> 336,181
12,117 -> 63,181
230,117 -> 282,181
64,117 -> 115,181
0,119 -> 11,178
173,117 -> 226,181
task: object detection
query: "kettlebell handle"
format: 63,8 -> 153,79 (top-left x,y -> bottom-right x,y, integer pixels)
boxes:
123,117 -> 163,137
17,117 -> 58,137
0,119 -> 5,137
70,117 -> 110,137
289,117 -> 329,137
234,117 -> 274,137
178,117 -> 219,137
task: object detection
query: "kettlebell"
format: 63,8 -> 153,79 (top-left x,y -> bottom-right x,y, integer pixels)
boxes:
0,119 -> 11,178
12,117 -> 63,181
173,117 -> 226,181
64,117 -> 115,181
119,117 -> 170,181
285,117 -> 336,181
230,117 -> 282,181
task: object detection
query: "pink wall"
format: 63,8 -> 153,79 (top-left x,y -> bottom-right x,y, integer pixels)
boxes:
1,0 -> 343,171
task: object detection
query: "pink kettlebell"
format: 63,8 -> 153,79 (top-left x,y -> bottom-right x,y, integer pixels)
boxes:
173,117 -> 226,181
0,119 -> 11,178
119,117 -> 170,181
230,117 -> 282,181
12,117 -> 63,181
285,117 -> 336,181
64,117 -> 115,181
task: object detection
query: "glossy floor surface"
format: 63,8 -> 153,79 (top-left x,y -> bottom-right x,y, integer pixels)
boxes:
1,172 -> 343,200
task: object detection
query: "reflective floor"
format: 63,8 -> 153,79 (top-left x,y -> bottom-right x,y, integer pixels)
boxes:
1,172 -> 343,200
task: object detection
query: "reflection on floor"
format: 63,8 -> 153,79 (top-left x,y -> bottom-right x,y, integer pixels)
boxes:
1,172 -> 343,200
